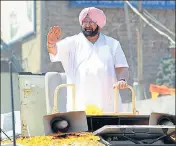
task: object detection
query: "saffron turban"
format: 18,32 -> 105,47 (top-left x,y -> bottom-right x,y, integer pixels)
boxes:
79,7 -> 106,29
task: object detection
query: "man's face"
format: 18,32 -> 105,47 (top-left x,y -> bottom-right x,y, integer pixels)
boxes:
81,16 -> 99,37
82,17 -> 97,31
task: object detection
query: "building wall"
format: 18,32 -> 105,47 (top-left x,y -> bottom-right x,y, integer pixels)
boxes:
41,1 -> 175,102
21,1 -> 41,72
123,95 -> 175,115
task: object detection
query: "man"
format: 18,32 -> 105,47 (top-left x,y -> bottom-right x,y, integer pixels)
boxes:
47,7 -> 129,112
156,42 -> 175,88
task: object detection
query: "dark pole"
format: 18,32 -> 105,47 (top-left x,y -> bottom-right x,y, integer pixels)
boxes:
0,128 -> 12,141
9,60 -> 16,146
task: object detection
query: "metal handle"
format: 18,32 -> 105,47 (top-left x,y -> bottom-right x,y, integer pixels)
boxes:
52,84 -> 137,115
115,85 -> 136,115
52,84 -> 76,114
103,85 -> 137,115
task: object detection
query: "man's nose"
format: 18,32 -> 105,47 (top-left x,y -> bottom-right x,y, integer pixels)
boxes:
85,22 -> 91,27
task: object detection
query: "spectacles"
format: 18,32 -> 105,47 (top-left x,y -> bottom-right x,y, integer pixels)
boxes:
82,20 -> 97,26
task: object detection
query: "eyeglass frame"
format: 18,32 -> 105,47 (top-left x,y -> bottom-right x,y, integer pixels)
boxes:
82,20 -> 97,26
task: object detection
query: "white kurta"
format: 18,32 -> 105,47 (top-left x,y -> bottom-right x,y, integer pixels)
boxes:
49,32 -> 129,113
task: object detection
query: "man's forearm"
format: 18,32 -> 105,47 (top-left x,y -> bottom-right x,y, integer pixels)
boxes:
47,43 -> 57,56
116,67 -> 129,81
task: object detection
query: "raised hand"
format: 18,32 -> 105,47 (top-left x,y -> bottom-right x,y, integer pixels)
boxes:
47,26 -> 62,46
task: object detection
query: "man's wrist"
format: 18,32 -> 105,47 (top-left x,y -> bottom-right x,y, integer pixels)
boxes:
47,42 -> 56,48
48,41 -> 54,44
47,44 -> 56,48
47,45 -> 56,48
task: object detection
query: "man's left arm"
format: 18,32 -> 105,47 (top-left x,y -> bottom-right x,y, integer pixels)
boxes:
113,41 -> 129,89
114,67 -> 129,89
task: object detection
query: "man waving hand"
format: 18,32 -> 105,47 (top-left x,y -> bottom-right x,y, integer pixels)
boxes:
47,7 -> 129,113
